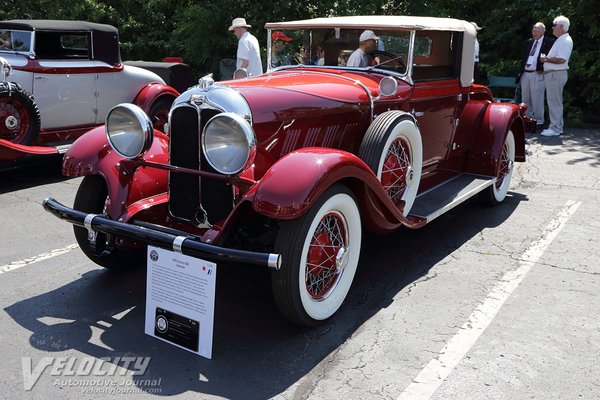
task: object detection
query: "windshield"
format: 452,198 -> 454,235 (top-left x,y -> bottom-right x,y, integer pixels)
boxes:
267,28 -> 412,75
0,29 -> 33,53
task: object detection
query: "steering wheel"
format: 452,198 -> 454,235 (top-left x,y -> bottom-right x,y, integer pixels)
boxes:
368,50 -> 406,71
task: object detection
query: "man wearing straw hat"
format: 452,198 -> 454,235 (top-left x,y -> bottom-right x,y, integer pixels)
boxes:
229,17 -> 263,76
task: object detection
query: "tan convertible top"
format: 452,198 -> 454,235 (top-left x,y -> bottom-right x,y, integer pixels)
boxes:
265,15 -> 478,87
265,15 -> 476,34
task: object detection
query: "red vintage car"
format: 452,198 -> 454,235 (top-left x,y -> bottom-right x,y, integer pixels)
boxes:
44,16 -> 527,326
0,20 -> 180,165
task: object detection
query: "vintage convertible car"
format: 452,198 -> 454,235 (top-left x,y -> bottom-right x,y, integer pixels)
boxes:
0,19 -> 180,164
44,16 -> 527,326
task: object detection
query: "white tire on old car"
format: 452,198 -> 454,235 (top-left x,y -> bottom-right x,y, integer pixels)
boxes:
272,185 -> 361,326
359,111 -> 422,216
481,130 -> 515,205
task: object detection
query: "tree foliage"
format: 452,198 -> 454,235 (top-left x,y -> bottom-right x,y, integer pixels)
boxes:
2,0 -> 598,124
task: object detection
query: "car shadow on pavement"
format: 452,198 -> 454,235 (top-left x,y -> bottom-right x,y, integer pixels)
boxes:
0,155 -> 71,194
4,192 -> 526,398
528,128 -> 600,167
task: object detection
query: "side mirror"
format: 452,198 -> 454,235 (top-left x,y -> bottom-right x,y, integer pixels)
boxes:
379,76 -> 398,97
233,68 -> 248,80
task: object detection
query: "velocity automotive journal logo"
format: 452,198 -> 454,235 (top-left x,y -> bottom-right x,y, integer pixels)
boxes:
21,356 -> 161,393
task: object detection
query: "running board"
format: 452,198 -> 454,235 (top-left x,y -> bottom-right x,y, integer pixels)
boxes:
409,174 -> 495,222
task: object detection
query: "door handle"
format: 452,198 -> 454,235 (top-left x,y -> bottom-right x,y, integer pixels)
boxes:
34,76 -> 46,80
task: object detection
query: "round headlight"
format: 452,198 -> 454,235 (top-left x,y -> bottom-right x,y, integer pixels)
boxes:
379,76 -> 398,97
106,103 -> 153,158
202,112 -> 256,175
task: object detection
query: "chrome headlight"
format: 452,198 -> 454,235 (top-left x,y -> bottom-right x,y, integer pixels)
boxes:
106,103 -> 153,158
202,112 -> 256,175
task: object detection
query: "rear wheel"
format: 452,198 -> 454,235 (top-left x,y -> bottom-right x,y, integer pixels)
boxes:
272,185 -> 361,326
73,175 -> 143,269
359,111 -> 422,216
480,130 -> 515,205
0,83 -> 40,145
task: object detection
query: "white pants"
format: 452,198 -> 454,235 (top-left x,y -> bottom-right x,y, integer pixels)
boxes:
520,71 -> 545,124
544,70 -> 568,134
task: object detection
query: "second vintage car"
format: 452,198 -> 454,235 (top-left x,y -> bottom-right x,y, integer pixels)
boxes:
44,16 -> 527,326
0,19 -> 180,164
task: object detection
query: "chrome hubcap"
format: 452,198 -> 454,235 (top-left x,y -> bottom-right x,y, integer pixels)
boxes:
5,115 -> 17,130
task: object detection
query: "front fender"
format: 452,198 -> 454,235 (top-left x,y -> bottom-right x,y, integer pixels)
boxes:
466,102 -> 526,176
62,126 -> 169,220
249,148 -> 426,232
132,82 -> 179,113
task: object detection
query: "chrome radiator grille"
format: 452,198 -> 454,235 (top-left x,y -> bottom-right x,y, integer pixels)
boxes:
168,105 -> 234,226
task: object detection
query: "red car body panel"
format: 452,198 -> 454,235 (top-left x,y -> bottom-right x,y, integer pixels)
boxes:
62,126 -> 169,220
248,147 -> 426,231
132,83 -> 179,112
12,58 -> 125,75
467,102 -> 526,176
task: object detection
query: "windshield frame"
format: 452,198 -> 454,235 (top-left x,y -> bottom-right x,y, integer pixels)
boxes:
266,28 -> 416,84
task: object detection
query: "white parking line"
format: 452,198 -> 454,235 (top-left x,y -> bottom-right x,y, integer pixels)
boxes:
0,244 -> 79,275
398,200 -> 582,400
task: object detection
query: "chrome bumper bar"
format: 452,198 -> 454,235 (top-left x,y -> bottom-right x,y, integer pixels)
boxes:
42,197 -> 281,270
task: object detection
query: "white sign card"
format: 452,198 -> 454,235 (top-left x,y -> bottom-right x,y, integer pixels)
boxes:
145,246 -> 217,359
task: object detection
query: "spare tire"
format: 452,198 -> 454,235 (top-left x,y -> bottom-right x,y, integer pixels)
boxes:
0,82 -> 41,145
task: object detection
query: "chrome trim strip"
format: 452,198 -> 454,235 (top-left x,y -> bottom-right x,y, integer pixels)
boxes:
406,30 -> 415,86
173,236 -> 187,253
268,254 -> 282,270
84,213 -> 98,231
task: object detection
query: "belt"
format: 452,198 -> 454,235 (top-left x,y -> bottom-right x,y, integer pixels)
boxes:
524,70 -> 536,73
544,69 -> 568,74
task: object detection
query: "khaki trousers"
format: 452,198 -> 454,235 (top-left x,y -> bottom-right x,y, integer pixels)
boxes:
544,70 -> 568,134
520,71 -> 545,124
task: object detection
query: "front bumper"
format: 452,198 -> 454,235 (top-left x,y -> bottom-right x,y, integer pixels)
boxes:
42,198 -> 281,270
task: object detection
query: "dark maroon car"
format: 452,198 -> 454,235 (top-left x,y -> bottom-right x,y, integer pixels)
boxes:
44,16 -> 527,326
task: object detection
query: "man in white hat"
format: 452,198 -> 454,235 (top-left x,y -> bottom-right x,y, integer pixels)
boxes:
347,30 -> 379,67
229,17 -> 263,77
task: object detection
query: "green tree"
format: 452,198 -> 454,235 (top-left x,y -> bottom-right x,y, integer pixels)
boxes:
2,0 -> 598,124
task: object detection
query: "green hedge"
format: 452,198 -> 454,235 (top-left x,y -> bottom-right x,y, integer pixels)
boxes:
4,0 -> 599,124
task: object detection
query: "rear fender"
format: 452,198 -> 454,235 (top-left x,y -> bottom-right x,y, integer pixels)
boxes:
132,82 -> 179,113
248,148 -> 426,233
62,126 -> 170,220
466,102 -> 526,176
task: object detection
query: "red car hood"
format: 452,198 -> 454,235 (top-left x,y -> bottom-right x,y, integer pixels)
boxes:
225,68 -> 411,124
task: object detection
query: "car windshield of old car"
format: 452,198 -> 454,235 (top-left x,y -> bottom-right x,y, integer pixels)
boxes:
0,29 -> 32,53
268,28 -> 411,76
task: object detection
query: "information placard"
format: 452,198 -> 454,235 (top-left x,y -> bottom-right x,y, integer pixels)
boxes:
145,246 -> 216,359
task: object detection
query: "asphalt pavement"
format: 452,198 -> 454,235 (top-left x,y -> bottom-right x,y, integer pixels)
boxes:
0,128 -> 598,400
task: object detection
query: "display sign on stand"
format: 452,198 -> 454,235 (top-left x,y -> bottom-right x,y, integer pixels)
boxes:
144,246 -> 216,359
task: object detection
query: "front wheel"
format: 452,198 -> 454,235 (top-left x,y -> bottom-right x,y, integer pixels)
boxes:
480,130 -> 515,205
272,185 -> 362,326
73,175 -> 143,269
